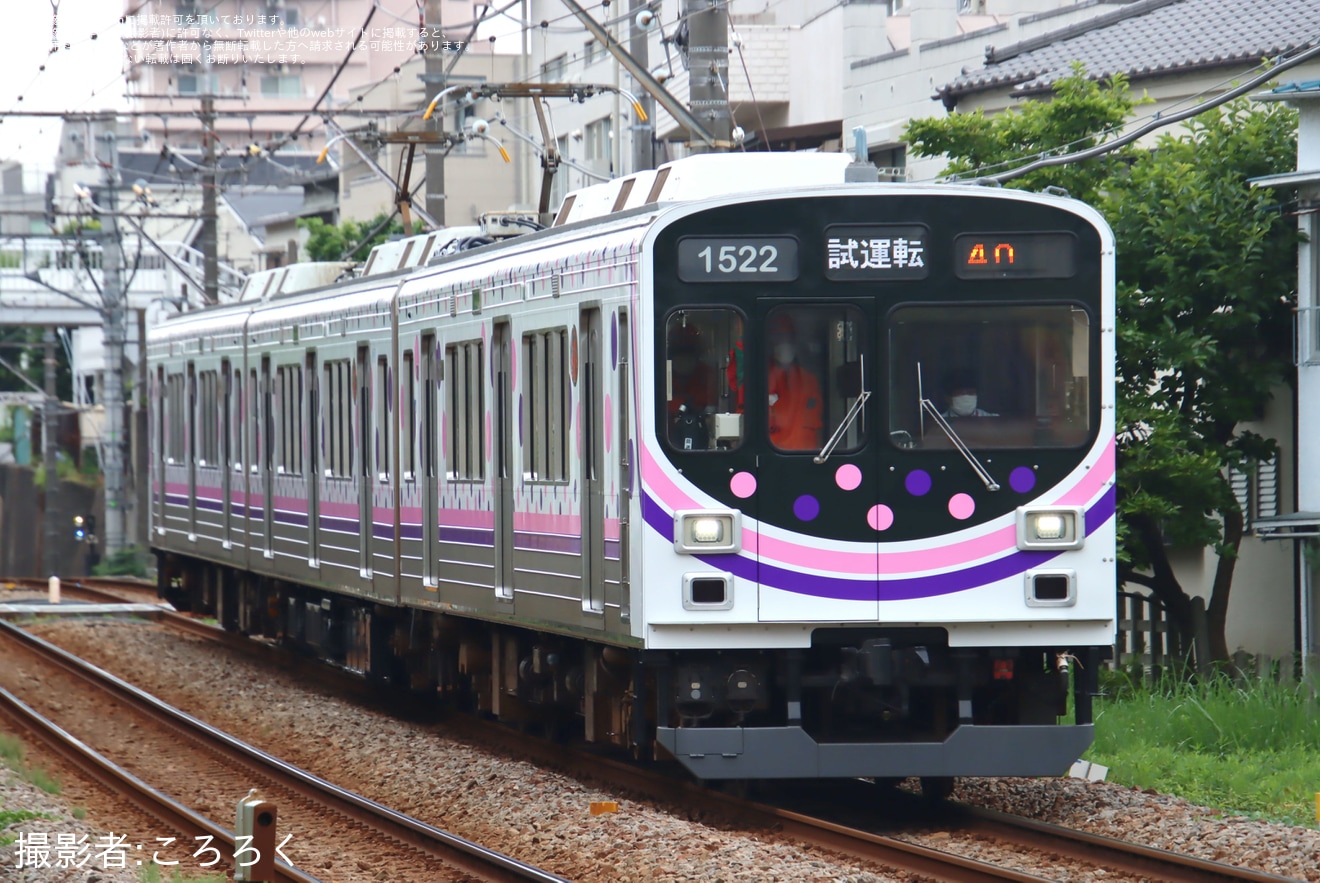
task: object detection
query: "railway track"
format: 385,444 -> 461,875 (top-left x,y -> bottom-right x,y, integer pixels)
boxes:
2,576 -> 1303,882
0,616 -> 567,883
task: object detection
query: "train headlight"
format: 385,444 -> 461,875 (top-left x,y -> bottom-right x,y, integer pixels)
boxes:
1016,507 -> 1084,550
674,510 -> 741,554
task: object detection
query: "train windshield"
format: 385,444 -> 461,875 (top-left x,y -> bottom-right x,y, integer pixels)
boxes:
887,304 -> 1092,449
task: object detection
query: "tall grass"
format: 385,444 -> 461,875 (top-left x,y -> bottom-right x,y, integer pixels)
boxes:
1089,673 -> 1320,827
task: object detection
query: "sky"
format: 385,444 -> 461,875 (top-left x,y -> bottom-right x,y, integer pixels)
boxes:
0,0 -> 128,183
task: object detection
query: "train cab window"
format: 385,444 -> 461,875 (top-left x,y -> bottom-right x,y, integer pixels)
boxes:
765,306 -> 867,454
663,309 -> 745,451
887,304 -> 1092,449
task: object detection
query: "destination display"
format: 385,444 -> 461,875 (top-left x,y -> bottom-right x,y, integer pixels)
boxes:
954,232 -> 1077,279
676,237 -> 800,282
824,225 -> 929,280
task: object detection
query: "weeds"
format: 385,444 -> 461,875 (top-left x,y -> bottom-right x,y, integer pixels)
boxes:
0,734 -> 62,795
1090,673 -> 1320,827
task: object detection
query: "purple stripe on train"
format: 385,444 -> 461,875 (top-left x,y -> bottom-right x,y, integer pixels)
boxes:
441,526 -> 495,546
514,532 -> 583,555
641,490 -> 1116,602
273,511 -> 309,528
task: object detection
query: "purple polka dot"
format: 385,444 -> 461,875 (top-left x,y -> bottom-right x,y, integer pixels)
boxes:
1010,466 -> 1037,494
867,504 -> 894,531
905,470 -> 932,496
835,463 -> 862,491
948,493 -> 975,520
793,495 -> 821,521
730,471 -> 756,499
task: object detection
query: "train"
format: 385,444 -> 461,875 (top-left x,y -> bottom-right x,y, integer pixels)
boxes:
148,152 -> 1116,788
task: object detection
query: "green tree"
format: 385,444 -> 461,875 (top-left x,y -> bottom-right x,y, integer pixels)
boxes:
298,212 -> 407,262
1104,98 -> 1299,663
905,71 -> 1300,665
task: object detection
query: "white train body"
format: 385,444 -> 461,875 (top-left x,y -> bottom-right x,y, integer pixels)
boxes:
150,153 -> 1115,780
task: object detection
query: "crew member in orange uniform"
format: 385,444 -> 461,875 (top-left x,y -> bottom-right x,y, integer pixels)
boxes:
766,314 -> 822,450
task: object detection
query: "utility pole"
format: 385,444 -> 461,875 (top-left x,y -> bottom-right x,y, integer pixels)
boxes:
41,327 -> 59,578
201,94 -> 219,305
423,0 -> 447,226
99,129 -> 129,559
629,0 -> 655,172
684,0 -> 731,153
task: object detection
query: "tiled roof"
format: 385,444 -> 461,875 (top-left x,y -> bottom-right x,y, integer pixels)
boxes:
938,0 -> 1320,108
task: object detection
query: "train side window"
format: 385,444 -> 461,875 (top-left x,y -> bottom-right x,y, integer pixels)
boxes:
197,370 -> 219,467
165,372 -> 185,463
662,308 -> 746,451
324,359 -> 351,478
446,341 -> 486,481
275,364 -> 304,475
521,328 -> 569,481
401,350 -> 416,480
377,355 -> 391,481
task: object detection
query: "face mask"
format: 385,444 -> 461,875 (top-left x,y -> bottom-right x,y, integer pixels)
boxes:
949,394 -> 978,417
773,342 -> 795,367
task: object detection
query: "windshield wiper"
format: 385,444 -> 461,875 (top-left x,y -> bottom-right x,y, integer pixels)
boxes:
918,398 -> 1000,491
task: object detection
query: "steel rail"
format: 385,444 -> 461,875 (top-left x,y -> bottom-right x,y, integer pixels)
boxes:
0,619 -> 567,883
9,576 -> 1298,883
0,686 -> 320,883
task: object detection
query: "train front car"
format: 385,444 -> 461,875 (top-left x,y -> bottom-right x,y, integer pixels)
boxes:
639,183 -> 1115,782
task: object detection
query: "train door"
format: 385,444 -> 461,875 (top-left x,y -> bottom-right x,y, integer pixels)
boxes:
306,351 -> 320,567
357,345 -> 372,579
187,361 -> 197,540
616,309 -> 633,622
220,359 -> 233,548
580,307 -> 606,624
755,301 -> 879,621
421,333 -> 439,586
261,356 -> 274,557
493,321 -> 514,601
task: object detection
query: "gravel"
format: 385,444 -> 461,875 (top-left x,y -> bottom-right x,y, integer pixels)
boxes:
4,609 -> 1318,882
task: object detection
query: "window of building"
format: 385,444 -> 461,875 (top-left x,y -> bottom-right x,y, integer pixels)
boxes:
584,39 -> 600,65
585,117 -> 612,168
542,54 -> 567,82
174,68 -> 217,96
869,145 -> 907,182
260,71 -> 302,98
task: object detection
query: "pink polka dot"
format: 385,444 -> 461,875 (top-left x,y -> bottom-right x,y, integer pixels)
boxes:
867,504 -> 894,531
948,493 -> 975,520
730,471 -> 757,499
835,463 -> 862,491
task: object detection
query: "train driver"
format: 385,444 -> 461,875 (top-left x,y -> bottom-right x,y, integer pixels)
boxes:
942,368 -> 999,418
766,313 -> 823,450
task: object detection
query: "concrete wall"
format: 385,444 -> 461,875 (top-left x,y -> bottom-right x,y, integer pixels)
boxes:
0,465 -> 100,578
